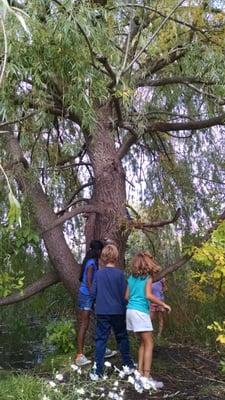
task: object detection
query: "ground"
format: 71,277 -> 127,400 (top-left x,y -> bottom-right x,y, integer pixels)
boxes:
1,343 -> 224,400
124,343 -> 225,400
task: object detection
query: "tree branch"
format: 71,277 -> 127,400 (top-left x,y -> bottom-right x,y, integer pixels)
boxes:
154,207 -> 225,280
117,125 -> 138,159
154,254 -> 193,281
43,204 -> 104,233
136,76 -> 216,88
147,114 -> 225,132
123,0 -> 186,74
0,271 -> 59,306
124,208 -> 181,231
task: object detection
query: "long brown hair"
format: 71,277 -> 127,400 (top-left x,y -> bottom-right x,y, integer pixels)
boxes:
131,251 -> 161,278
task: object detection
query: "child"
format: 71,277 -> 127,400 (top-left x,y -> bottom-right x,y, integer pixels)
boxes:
76,240 -> 104,366
90,244 -> 134,379
150,278 -> 166,339
126,251 -> 171,387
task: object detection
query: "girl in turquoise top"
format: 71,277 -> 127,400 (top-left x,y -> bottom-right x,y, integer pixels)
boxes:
125,251 -> 171,387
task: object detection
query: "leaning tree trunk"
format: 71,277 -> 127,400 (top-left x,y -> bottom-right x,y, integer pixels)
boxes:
4,132 -> 80,294
85,103 -> 129,263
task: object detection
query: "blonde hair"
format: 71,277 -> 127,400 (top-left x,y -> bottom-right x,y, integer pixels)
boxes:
100,244 -> 119,265
131,251 -> 161,278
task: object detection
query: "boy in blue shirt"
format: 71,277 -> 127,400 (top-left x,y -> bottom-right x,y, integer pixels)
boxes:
91,244 -> 134,378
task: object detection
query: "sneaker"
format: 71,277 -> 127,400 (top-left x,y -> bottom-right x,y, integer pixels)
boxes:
75,354 -> 91,367
104,348 -> 117,359
148,377 -> 164,390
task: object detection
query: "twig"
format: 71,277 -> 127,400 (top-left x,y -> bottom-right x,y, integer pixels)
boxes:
123,0 -> 186,74
0,18 -> 8,86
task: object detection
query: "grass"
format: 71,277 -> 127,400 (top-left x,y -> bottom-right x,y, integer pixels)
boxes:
0,372 -> 47,400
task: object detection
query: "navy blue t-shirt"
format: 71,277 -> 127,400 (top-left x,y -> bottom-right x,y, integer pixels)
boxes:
91,266 -> 127,315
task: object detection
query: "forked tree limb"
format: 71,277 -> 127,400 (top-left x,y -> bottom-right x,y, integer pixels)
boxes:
43,204 -> 105,233
0,271 -> 59,306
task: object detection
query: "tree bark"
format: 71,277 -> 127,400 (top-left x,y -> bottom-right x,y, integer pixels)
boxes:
85,103 -> 129,261
3,132 -> 80,294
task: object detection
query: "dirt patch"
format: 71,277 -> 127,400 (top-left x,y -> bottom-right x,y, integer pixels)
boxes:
123,344 -> 225,400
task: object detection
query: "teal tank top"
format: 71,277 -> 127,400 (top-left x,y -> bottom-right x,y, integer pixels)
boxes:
127,275 -> 150,315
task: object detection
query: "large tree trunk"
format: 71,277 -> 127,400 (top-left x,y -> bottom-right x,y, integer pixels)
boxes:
85,104 -> 129,262
4,132 -> 80,294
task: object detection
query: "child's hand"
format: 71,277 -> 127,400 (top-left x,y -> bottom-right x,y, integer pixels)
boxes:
163,303 -> 171,313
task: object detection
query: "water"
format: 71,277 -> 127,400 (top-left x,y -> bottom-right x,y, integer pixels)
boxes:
0,320 -> 48,369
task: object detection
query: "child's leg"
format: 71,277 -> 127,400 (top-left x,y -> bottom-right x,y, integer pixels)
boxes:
95,315 -> 111,376
111,315 -> 134,368
137,333 -> 144,375
77,310 -> 90,355
140,331 -> 153,378
158,311 -> 164,338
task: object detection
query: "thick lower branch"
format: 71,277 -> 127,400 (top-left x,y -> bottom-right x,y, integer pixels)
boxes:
0,271 -> 59,306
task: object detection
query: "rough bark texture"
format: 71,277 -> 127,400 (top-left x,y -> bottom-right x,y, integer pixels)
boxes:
4,132 -> 80,294
85,103 -> 129,261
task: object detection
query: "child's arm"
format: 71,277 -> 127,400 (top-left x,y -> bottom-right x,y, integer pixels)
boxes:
125,286 -> 129,301
146,277 -> 171,313
86,265 -> 94,289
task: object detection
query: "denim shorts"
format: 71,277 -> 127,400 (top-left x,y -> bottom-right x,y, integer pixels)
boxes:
78,292 -> 93,311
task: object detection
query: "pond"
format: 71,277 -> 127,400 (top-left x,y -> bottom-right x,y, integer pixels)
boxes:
0,319 -> 49,369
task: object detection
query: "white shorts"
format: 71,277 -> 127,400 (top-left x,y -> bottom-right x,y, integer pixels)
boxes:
126,309 -> 153,332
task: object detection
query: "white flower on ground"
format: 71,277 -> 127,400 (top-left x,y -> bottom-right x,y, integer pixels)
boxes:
103,375 -> 108,380
55,373 -> 63,381
70,364 -> 78,371
122,365 -> 130,374
77,388 -> 85,395
134,381 -> 143,393
42,396 -> 50,400
48,380 -> 56,388
77,368 -> 82,374
108,392 -> 115,399
104,361 -> 111,367
113,380 -> 119,387
128,376 -> 135,385
119,370 -> 125,378
119,389 -> 125,396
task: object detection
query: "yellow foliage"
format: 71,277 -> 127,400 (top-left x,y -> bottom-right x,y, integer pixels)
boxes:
208,321 -> 225,346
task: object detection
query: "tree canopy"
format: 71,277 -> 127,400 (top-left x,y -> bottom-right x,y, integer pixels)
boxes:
0,0 -> 225,305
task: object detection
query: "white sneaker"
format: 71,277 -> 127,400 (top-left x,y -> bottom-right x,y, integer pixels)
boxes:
148,377 -> 164,390
104,348 -> 117,359
75,354 -> 91,366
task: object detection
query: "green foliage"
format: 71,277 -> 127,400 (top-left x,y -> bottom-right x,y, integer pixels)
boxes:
190,221 -> 225,301
45,319 -> 76,354
0,373 -> 46,400
0,271 -> 24,297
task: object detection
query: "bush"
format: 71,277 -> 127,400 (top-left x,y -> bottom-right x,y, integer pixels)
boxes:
45,319 -> 76,354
